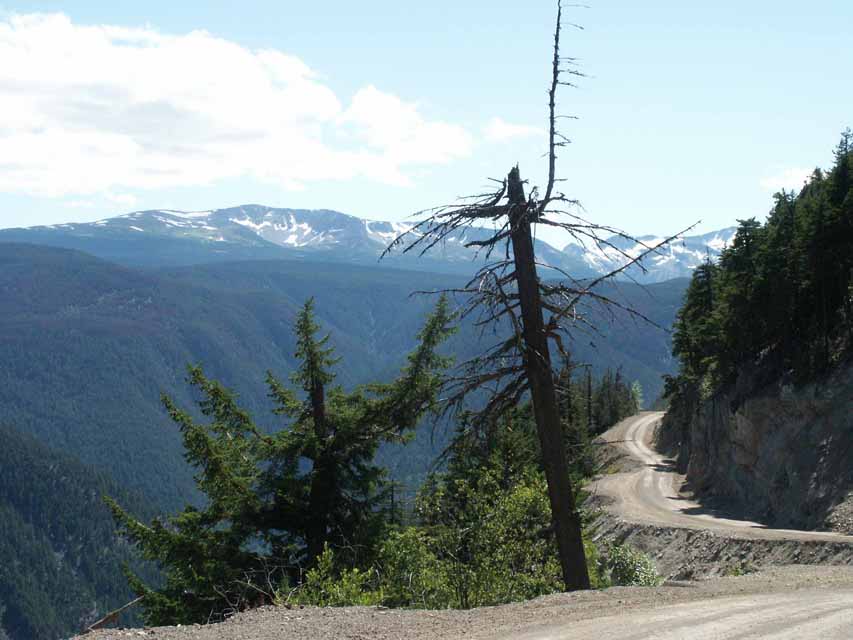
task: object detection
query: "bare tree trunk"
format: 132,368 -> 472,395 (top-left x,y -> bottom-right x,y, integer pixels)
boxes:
307,377 -> 333,562
381,1 -> 691,590
586,368 -> 593,436
507,166 -> 591,590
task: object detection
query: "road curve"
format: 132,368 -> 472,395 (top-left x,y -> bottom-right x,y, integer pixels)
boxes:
593,412 -> 853,543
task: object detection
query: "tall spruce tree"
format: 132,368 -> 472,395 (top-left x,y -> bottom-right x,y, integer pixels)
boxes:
109,297 -> 454,625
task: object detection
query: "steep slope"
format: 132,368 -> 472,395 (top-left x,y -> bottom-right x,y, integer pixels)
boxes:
0,205 -> 732,280
0,243 -> 400,508
659,359 -> 853,533
0,423 -> 156,640
0,243 -> 686,510
659,135 -> 853,533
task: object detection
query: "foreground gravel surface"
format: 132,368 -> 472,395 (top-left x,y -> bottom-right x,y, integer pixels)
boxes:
82,566 -> 853,640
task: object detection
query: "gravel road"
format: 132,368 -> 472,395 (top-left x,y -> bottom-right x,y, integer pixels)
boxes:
594,412 -> 853,543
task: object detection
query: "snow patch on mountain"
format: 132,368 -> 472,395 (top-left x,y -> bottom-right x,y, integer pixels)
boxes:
364,220 -> 413,244
164,210 -> 213,220
565,227 -> 736,281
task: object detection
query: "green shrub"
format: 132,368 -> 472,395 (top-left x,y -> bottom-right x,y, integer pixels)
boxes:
598,544 -> 662,586
289,546 -> 382,607
377,528 -> 453,608
723,560 -> 756,577
472,474 -> 564,604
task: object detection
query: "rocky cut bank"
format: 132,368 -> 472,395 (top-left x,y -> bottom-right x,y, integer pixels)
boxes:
658,358 -> 853,535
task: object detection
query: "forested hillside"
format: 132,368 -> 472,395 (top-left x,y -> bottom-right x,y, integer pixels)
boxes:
667,130 -> 852,407
0,243 -> 685,512
0,242 -> 661,636
660,131 -> 853,530
0,424 -> 157,640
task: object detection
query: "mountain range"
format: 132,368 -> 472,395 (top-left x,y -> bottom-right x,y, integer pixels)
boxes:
0,205 -> 735,283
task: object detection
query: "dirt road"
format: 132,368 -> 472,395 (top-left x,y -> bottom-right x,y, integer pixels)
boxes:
594,412 -> 853,543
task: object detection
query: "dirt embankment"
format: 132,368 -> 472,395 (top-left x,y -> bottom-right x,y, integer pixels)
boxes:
595,517 -> 853,580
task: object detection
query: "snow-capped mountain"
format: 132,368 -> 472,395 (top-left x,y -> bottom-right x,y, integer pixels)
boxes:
1,205 -> 735,282
105,205 -> 576,265
563,227 -> 736,283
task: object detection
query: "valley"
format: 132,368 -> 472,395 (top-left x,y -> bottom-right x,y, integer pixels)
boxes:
0,243 -> 686,510
0,240 -> 685,639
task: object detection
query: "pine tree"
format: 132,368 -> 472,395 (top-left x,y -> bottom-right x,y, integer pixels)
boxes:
630,381 -> 644,412
109,297 -> 454,625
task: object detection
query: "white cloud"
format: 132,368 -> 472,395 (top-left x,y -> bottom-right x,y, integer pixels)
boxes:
105,192 -> 138,206
759,167 -> 812,193
0,13 -> 473,198
67,199 -> 96,208
483,117 -> 542,142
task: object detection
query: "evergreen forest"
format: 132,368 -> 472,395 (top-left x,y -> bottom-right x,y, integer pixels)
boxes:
0,424 -> 157,640
666,131 -> 853,418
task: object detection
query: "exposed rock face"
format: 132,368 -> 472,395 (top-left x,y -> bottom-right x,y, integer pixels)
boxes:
659,361 -> 853,533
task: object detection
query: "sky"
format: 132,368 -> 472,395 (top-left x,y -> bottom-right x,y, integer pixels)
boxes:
0,0 -> 850,245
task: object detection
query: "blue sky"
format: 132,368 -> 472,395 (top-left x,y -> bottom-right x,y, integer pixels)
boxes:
0,0 -> 850,244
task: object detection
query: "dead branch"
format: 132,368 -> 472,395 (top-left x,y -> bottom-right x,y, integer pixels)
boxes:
83,596 -> 144,634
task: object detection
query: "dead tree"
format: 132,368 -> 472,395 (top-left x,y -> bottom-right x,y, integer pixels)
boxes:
383,1 -> 692,591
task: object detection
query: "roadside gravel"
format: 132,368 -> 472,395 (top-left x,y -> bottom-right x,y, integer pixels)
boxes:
81,566 -> 853,640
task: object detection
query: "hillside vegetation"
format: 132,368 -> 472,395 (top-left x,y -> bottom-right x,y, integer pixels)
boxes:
110,301 -> 647,625
0,424 -> 156,640
0,242 -> 682,636
667,131 -> 852,409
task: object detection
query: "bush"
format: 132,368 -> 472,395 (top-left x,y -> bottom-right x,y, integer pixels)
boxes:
472,475 -> 564,604
289,546 -> 382,607
598,544 -> 662,587
377,528 -> 453,608
723,560 -> 756,577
